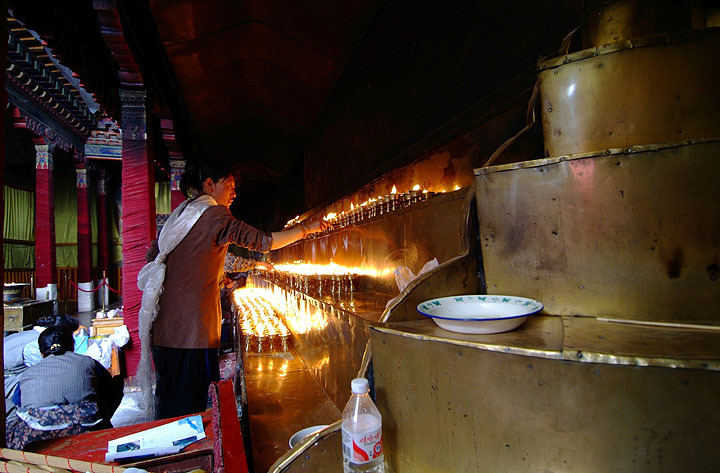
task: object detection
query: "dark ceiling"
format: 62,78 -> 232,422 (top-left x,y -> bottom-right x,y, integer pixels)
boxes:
142,0 -> 385,179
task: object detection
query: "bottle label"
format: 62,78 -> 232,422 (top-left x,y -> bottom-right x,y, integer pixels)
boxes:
342,426 -> 383,464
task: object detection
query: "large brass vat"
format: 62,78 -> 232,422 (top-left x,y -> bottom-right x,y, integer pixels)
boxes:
371,317 -> 720,473
538,29 -> 720,158
474,140 -> 720,323
580,0 -> 704,48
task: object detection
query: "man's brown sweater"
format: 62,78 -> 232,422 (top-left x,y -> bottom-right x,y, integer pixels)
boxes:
151,204 -> 271,349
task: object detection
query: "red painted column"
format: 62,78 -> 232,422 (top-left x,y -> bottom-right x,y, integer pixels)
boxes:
96,174 -> 110,307
75,156 -> 94,312
34,141 -> 58,302
1,10 -> 8,440
120,89 -> 156,375
170,158 -> 186,210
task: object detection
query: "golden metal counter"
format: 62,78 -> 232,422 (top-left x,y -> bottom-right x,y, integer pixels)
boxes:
370,315 -> 720,472
237,275 -> 394,472
243,342 -> 341,472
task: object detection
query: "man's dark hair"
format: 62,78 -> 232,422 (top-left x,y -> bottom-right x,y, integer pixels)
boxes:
180,161 -> 236,198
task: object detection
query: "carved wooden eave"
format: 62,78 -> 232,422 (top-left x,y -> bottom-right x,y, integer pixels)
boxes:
85,115 -> 123,161
6,15 -> 96,152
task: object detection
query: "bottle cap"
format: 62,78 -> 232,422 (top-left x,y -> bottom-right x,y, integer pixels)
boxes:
351,377 -> 369,394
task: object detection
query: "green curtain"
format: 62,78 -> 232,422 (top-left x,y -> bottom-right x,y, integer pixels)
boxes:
2,243 -> 34,268
4,180 -> 123,269
3,186 -> 35,269
155,182 -> 171,215
54,172 -> 77,267
4,186 -> 34,240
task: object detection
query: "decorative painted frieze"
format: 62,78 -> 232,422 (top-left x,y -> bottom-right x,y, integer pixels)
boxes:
35,144 -> 53,170
76,168 -> 88,189
170,159 -> 186,191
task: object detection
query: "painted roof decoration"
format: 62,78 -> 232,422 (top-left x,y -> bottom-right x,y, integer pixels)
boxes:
7,15 -> 97,138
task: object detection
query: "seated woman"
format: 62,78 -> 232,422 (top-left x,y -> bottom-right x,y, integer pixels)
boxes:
4,314 -> 85,419
6,326 -> 123,450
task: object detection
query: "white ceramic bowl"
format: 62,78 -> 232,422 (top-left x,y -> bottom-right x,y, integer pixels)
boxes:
417,295 -> 543,334
288,424 -> 328,448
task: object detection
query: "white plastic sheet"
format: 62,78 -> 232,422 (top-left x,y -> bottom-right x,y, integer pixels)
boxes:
385,258 -> 439,308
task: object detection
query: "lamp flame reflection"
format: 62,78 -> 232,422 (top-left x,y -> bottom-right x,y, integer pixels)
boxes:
233,284 -> 329,350
233,288 -> 290,338
268,261 -> 389,278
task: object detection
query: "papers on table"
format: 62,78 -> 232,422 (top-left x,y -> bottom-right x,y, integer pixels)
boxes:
105,414 -> 206,463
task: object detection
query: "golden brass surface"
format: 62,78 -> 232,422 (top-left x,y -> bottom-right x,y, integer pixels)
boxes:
379,315 -> 720,370
475,141 -> 720,322
371,324 -> 720,473
248,276 -> 378,412
243,346 -> 341,473
268,421 -> 342,473
309,144 -> 477,220
580,0 -> 699,48
473,137 -> 720,175
538,28 -> 720,157
562,316 -> 720,370
270,186 -> 473,294
243,187 -> 476,471
379,316 -> 564,359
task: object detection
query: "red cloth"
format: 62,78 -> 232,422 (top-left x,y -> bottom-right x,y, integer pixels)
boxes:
121,137 -> 156,375
35,159 -> 57,287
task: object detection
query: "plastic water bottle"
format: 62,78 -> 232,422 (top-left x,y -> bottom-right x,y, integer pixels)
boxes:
342,378 -> 385,473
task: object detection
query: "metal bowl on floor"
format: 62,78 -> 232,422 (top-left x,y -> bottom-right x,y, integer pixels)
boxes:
289,425 -> 329,449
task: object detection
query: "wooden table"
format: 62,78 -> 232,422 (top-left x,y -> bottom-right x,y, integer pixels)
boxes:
3,299 -> 54,332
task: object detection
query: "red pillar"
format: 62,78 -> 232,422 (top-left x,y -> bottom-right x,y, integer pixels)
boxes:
34,140 -> 58,301
75,156 -> 94,312
97,174 -> 110,307
170,158 -> 186,210
120,89 -> 156,375
1,9 -> 8,440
